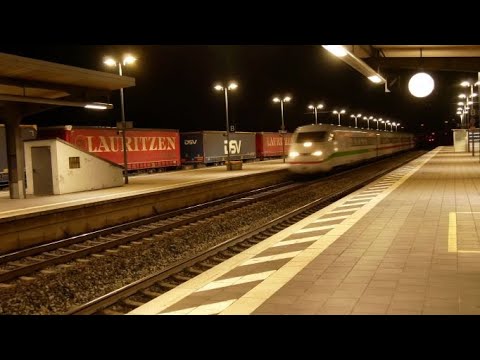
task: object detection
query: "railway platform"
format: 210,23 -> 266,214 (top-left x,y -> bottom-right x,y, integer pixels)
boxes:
0,159 -> 289,254
130,147 -> 480,315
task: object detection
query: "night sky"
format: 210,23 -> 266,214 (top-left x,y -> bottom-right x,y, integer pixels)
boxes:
0,45 -> 475,135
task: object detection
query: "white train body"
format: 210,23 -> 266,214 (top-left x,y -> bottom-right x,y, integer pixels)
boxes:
287,124 -> 415,174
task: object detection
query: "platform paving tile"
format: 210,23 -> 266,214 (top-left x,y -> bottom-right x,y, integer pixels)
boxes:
131,148 -> 480,315
362,287 -> 396,297
351,302 -> 389,315
214,259 -> 289,280
422,300 -> 459,315
316,304 -> 356,314
0,159 -> 290,219
253,242 -> 315,257
342,275 -> 373,284
330,286 -> 367,299
387,307 -> 423,315
370,270 -> 399,280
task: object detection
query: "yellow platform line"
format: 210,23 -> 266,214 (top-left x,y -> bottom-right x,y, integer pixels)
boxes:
448,211 -> 480,254
448,212 -> 457,253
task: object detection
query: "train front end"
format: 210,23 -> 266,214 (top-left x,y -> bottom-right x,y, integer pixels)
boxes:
287,124 -> 334,174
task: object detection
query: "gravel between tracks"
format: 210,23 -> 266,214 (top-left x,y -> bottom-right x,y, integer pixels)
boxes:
0,151 -> 424,314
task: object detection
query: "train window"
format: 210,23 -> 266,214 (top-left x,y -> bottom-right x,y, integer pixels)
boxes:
351,137 -> 372,146
296,131 -> 328,143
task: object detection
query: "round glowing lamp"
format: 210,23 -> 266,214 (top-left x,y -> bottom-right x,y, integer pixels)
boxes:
408,72 -> 434,98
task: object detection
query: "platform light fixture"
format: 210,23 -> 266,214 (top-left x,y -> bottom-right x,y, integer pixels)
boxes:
273,95 -> 292,163
350,113 -> 362,128
308,103 -> 324,124
214,81 -> 238,170
84,102 -> 109,110
103,53 -> 137,185
408,72 -> 435,98
322,45 -> 348,57
461,80 -> 479,126
368,75 -> 382,84
322,45 -> 387,86
332,109 -> 346,126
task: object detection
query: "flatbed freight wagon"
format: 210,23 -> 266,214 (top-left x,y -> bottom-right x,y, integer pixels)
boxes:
180,131 -> 256,165
255,132 -> 292,159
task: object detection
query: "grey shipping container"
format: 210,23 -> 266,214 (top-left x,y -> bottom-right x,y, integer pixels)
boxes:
181,131 -> 256,164
0,124 -> 37,185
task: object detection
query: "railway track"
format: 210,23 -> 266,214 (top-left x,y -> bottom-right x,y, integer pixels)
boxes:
0,181 -> 304,283
0,154 -> 402,285
65,152 -> 423,315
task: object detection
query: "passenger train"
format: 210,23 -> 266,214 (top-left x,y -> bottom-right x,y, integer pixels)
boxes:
287,124 -> 415,174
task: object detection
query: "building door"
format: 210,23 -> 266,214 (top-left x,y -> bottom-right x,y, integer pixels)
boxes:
32,146 -> 53,195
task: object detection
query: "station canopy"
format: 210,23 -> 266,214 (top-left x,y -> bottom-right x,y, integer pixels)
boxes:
347,45 -> 480,72
0,52 -> 135,112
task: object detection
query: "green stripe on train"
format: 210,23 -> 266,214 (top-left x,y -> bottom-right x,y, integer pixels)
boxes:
327,148 -> 371,160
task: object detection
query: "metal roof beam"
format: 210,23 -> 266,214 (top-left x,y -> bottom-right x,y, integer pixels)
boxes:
344,45 -> 377,58
359,46 -> 480,58
0,76 -> 111,99
0,94 -> 113,109
364,57 -> 480,72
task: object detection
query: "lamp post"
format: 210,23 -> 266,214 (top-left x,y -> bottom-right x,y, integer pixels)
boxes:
461,81 -> 478,127
214,81 -> 238,170
350,113 -> 362,128
362,116 -> 367,129
273,96 -> 291,163
459,94 -> 466,127
332,109 -> 345,126
477,77 -> 480,127
458,99 -> 470,128
308,103 -> 324,125
373,118 -> 379,130
389,121 -> 394,132
456,108 -> 465,128
104,54 -> 137,185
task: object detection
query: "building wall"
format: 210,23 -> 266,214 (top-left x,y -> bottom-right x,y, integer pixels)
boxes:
25,139 -> 123,195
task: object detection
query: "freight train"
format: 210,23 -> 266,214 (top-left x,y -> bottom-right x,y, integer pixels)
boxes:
181,131 -> 256,165
256,132 -> 293,160
34,127 -> 292,171
287,124 -> 415,174
180,131 -> 292,165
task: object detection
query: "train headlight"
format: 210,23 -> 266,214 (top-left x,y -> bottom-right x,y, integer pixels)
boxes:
289,151 -> 299,158
312,150 -> 323,156
303,142 -> 312,147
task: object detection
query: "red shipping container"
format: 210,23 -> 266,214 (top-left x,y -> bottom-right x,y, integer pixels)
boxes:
38,126 -> 180,170
256,132 -> 292,159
